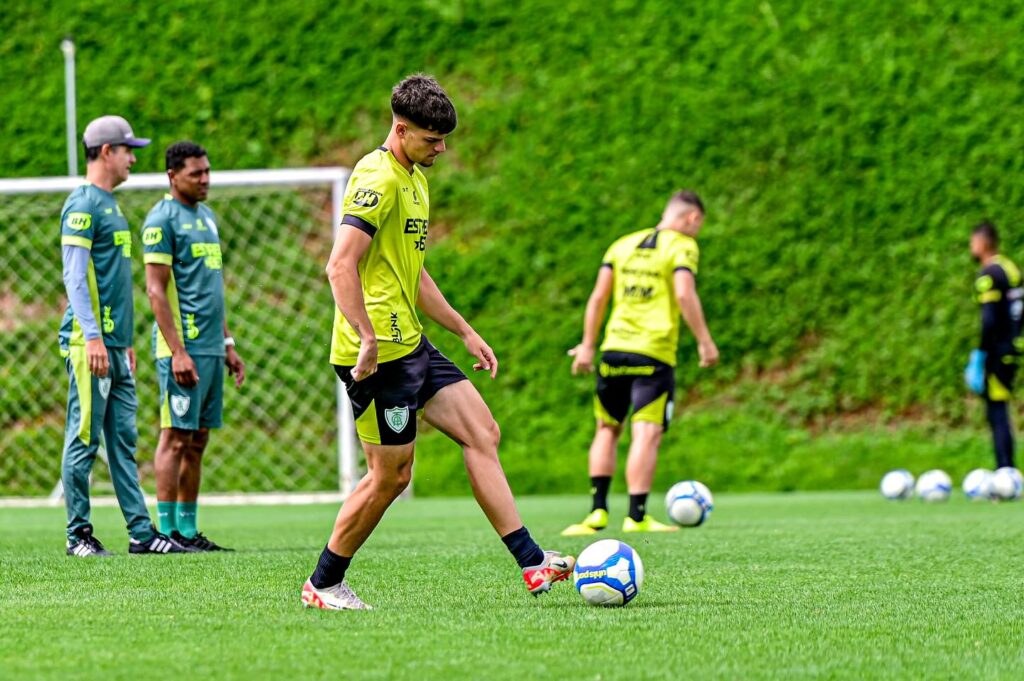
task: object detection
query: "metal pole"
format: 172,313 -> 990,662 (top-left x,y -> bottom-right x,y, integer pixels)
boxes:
332,178 -> 358,497
61,37 -> 78,176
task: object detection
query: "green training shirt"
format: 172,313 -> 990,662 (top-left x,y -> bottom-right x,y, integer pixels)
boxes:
58,184 -> 134,349
142,194 -> 226,358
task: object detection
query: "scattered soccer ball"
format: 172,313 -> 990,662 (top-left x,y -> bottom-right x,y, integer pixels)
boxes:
665,480 -> 714,526
990,467 -> 1023,501
879,469 -> 915,500
573,539 -> 644,607
915,469 -> 952,502
962,468 -> 993,500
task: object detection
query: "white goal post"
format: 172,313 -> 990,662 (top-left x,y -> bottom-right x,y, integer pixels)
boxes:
0,167 -> 361,506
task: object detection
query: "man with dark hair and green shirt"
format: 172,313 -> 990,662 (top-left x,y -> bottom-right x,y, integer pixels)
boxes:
967,221 -> 1022,469
60,115 -> 188,556
143,141 -> 245,552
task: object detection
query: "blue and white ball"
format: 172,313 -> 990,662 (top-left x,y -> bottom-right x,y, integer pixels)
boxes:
990,467 -> 1023,500
573,539 -> 644,607
665,480 -> 714,526
962,468 -> 993,500
880,469 -> 915,500
915,469 -> 952,502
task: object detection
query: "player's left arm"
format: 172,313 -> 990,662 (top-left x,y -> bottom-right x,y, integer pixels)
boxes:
417,267 -> 498,378
223,318 -> 245,388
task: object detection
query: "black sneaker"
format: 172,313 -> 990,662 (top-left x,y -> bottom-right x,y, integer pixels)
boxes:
173,531 -> 233,552
128,532 -> 194,554
66,526 -> 113,557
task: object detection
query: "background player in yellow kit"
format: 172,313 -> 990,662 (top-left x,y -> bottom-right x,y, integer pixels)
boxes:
301,75 -> 574,610
564,190 -> 719,535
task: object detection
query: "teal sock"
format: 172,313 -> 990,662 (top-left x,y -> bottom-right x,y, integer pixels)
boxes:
157,501 -> 177,535
177,501 -> 198,538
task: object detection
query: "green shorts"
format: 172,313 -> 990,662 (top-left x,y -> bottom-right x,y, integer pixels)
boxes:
156,354 -> 224,430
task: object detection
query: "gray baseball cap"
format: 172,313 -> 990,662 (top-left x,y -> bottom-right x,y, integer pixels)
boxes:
82,115 -> 151,148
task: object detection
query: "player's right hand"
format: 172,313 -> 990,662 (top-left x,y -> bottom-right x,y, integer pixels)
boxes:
568,344 -> 595,375
698,339 -> 720,368
172,350 -> 200,388
85,337 -> 109,378
352,339 -> 378,382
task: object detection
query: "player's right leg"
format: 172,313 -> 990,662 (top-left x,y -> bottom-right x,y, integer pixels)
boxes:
62,346 -> 112,557
622,360 -> 677,533
985,357 -> 1016,468
302,357 -> 419,610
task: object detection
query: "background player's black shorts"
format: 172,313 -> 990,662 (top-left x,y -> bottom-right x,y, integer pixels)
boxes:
334,337 -> 467,445
594,351 -> 675,430
985,352 -> 1018,402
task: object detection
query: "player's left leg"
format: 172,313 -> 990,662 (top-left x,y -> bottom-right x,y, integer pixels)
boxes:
423,375 -> 575,595
985,357 -> 1016,468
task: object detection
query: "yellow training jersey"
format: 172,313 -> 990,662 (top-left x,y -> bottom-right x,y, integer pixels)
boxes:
599,228 -> 700,367
330,147 -> 430,365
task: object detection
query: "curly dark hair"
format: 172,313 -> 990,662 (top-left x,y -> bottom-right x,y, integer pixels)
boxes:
391,74 -> 457,134
166,141 -> 207,172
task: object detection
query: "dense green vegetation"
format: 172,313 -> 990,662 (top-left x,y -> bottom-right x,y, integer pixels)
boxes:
3,0 -> 1023,495
4,494 -> 1024,679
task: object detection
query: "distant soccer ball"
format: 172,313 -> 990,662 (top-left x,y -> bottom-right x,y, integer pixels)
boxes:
879,469 -> 915,500
962,468 -> 993,500
990,467 -> 1023,500
915,469 -> 952,502
573,539 -> 644,606
665,480 -> 714,526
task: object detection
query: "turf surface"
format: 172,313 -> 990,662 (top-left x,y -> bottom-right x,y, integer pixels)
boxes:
1,492 -> 1022,680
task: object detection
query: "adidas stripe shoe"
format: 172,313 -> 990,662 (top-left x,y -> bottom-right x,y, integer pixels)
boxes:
128,532 -> 193,554
66,526 -> 113,557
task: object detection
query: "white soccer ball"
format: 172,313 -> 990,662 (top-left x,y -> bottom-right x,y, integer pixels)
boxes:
879,469 -> 915,500
990,467 -> 1023,500
962,468 -> 993,500
573,539 -> 644,606
915,469 -> 952,502
664,480 -> 714,527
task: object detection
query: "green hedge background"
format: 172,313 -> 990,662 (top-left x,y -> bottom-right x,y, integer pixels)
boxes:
2,0 -> 1022,496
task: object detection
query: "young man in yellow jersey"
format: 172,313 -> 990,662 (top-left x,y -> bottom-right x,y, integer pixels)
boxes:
301,75 -> 575,610
563,191 -> 719,535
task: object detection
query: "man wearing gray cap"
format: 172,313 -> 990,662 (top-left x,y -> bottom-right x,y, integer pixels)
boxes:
59,115 -> 189,556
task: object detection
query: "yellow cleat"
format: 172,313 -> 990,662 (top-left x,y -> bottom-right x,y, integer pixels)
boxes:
560,508 -> 608,536
622,515 -> 679,533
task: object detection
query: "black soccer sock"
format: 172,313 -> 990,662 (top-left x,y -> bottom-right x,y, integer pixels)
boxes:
987,400 -> 1016,468
590,476 -> 612,512
501,526 -> 545,569
628,493 -> 648,522
310,545 -> 352,589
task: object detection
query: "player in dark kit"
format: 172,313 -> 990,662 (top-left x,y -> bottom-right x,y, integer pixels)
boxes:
967,222 -> 1023,469
301,75 -> 575,610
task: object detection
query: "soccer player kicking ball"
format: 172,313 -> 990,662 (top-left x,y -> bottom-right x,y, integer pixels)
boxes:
143,142 -> 245,552
967,222 -> 1022,469
301,75 -> 574,610
563,191 -> 719,536
59,115 -> 188,556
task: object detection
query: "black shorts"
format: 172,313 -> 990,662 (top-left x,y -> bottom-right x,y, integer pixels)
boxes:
985,353 -> 1018,402
334,336 -> 467,445
594,351 -> 675,430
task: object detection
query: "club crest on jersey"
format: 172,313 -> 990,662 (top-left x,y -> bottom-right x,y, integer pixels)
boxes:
98,377 -> 111,399
171,395 -> 191,417
384,406 -> 409,433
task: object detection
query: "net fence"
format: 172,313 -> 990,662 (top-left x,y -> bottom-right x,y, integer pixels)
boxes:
0,171 -> 356,497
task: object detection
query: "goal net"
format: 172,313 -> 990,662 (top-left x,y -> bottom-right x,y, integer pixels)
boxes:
0,168 -> 360,504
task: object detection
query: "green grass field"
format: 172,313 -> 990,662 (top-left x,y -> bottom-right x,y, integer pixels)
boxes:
2,493 -> 1022,680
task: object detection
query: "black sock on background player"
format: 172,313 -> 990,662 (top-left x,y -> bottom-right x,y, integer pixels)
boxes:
986,400 -> 1015,468
590,476 -> 611,512
628,493 -> 648,522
